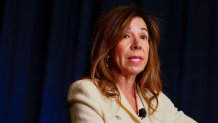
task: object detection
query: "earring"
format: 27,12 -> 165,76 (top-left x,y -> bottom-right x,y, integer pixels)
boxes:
106,56 -> 110,67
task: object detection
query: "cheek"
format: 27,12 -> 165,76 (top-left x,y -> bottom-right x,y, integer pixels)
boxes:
111,43 -> 128,66
143,42 -> 149,55
142,43 -> 150,65
116,43 -> 126,52
146,45 -> 149,54
114,43 -> 127,58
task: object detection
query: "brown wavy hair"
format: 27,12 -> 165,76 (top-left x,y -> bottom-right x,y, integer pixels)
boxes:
90,5 -> 162,115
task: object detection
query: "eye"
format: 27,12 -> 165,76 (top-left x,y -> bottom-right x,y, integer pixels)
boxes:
123,34 -> 130,38
140,35 -> 148,40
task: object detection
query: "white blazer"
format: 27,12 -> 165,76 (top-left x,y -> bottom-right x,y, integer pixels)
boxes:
67,79 -> 197,123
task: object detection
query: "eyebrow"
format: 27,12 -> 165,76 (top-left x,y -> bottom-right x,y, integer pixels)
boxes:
125,27 -> 148,32
141,28 -> 148,32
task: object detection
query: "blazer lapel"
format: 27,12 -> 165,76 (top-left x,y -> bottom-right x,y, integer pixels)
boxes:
116,86 -> 142,123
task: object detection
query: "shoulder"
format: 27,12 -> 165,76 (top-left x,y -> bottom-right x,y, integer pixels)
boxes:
158,92 -> 174,105
67,79 -> 107,122
67,79 -> 101,102
157,92 -> 183,111
156,92 -> 197,123
68,79 -> 98,93
67,79 -> 104,115
156,92 -> 179,113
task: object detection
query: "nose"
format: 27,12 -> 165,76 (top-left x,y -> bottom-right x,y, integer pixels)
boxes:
132,45 -> 141,50
131,37 -> 142,50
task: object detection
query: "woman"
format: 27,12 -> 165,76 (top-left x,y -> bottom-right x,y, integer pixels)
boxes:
68,5 -> 197,123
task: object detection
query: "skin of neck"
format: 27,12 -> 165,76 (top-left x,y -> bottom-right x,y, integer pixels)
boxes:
116,74 -> 137,97
116,73 -> 139,113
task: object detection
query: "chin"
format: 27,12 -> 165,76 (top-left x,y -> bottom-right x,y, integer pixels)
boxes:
128,69 -> 144,75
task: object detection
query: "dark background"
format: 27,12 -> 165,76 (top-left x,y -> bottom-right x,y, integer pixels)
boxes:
0,0 -> 217,123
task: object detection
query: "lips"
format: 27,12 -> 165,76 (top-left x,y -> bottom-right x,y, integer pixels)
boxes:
127,56 -> 143,63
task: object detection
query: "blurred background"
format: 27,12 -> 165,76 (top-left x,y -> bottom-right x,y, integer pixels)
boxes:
0,0 -> 218,123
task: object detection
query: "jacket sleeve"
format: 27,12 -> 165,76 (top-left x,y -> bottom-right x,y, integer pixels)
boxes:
159,92 -> 198,123
67,80 -> 104,123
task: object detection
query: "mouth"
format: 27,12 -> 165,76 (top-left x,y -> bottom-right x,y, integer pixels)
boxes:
127,56 -> 143,62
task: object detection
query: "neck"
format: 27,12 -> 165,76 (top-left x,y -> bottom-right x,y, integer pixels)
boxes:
116,74 -> 138,113
116,74 -> 137,96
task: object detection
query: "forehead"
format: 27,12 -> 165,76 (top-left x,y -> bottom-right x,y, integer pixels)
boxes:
125,17 -> 148,31
131,17 -> 146,26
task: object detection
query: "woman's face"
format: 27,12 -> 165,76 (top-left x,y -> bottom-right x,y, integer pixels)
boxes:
111,17 -> 149,77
